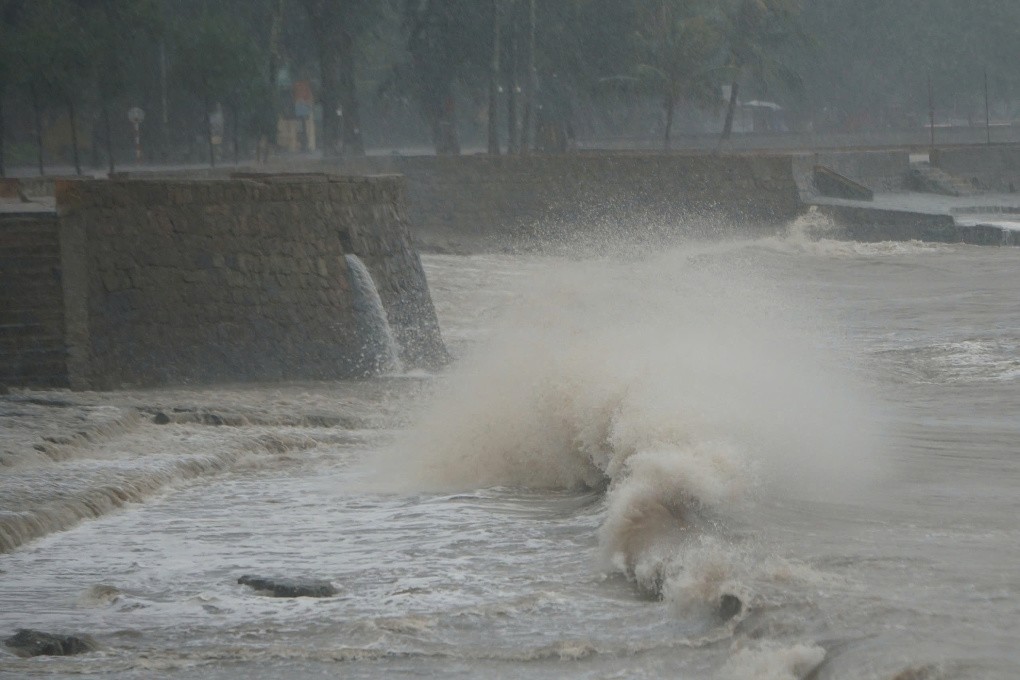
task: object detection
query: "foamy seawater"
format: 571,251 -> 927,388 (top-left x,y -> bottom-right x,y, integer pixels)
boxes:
2,235 -> 1019,679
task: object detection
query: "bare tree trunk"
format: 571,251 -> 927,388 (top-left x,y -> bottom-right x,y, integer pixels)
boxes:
521,0 -> 536,154
66,96 -> 81,175
664,93 -> 675,151
487,0 -> 501,155
318,30 -> 365,157
30,84 -> 44,176
205,94 -> 216,168
506,33 -> 519,154
507,74 -> 519,154
102,100 -> 115,175
0,84 -> 6,177
719,79 -> 740,148
429,89 -> 460,156
316,34 -> 342,156
262,0 -> 285,161
305,0 -> 365,158
230,103 -> 239,165
336,30 -> 365,156
160,42 -> 170,162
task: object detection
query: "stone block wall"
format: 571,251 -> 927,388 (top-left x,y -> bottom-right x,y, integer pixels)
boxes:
0,214 -> 67,387
1,174 -> 447,390
317,153 -> 802,246
932,145 -> 1020,192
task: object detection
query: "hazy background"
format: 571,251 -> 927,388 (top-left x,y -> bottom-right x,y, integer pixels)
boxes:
2,0 -> 1020,173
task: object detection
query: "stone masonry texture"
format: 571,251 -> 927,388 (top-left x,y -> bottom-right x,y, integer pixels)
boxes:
0,215 -> 67,388
2,174 -> 447,390
323,152 -> 803,244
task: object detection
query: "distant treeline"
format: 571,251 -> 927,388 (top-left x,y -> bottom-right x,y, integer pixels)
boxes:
2,0 -> 1019,174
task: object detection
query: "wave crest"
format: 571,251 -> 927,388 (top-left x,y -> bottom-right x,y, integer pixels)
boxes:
381,248 -> 882,591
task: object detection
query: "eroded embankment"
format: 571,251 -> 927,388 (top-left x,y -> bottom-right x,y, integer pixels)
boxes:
0,383 -> 412,553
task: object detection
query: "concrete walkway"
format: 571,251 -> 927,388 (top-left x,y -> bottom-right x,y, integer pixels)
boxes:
0,198 -> 56,216
809,191 -> 1020,233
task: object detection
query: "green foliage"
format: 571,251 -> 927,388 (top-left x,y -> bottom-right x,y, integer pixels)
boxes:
80,0 -> 162,99
630,2 -> 723,104
716,0 -> 807,95
5,0 -> 1020,163
173,9 -> 261,106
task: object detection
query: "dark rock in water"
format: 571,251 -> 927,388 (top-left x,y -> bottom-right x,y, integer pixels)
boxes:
238,575 -> 337,598
4,629 -> 97,657
152,411 -> 171,424
719,593 -> 743,620
202,412 -> 225,426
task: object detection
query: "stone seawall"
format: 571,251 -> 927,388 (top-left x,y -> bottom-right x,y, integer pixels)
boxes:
309,153 -> 802,248
932,145 -> 1020,192
0,213 -> 67,387
816,205 -> 955,242
2,174 -> 445,390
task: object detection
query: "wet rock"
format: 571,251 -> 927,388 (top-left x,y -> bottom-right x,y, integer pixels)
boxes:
78,584 -> 122,606
718,593 -> 743,620
152,411 -> 171,424
4,629 -> 97,657
238,575 -> 337,598
202,412 -> 225,426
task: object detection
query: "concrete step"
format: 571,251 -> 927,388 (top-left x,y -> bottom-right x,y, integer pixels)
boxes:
959,224 -> 1020,246
813,165 -> 874,200
908,162 -> 979,196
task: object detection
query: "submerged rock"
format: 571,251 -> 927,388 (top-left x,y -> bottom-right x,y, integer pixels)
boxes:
237,575 -> 337,598
719,593 -> 743,620
77,584 -> 122,607
4,629 -> 97,657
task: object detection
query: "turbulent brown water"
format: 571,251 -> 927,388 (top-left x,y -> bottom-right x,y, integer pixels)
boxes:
1,229 -> 1019,679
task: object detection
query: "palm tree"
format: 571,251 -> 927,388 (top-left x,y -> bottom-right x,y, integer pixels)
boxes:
716,0 -> 805,148
633,2 -> 722,150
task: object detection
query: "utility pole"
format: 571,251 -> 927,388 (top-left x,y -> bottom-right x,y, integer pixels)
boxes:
0,90 -> 6,177
928,75 -> 935,162
487,0 -> 501,155
160,42 -> 170,162
521,0 -> 536,154
506,0 -> 519,154
984,69 -> 991,145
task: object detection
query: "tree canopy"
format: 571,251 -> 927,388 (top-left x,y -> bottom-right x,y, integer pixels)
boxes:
1,0 -> 1018,170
